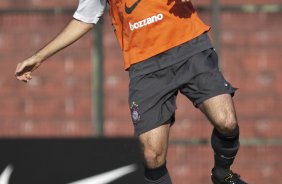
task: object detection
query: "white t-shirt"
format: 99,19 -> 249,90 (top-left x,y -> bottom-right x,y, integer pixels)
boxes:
73,0 -> 106,24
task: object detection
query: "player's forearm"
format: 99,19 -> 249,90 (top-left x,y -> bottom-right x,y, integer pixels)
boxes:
32,19 -> 93,63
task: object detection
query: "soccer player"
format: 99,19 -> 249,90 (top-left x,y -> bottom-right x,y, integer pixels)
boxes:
15,0 -> 248,183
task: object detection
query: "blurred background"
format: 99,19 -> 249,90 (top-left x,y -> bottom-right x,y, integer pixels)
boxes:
0,0 -> 281,183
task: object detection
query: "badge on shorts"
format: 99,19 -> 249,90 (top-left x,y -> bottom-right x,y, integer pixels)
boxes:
130,101 -> 141,123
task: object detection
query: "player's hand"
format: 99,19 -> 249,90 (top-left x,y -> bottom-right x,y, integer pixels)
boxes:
15,57 -> 41,82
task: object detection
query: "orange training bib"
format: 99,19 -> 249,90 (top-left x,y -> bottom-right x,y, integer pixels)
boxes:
108,0 -> 210,69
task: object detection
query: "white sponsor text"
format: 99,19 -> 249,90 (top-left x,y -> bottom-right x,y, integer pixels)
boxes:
129,13 -> 164,31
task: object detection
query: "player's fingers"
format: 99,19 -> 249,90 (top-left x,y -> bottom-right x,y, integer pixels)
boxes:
25,72 -> 32,80
15,67 -> 32,82
16,75 -> 28,82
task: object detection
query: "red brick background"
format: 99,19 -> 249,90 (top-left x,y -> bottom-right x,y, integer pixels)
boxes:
0,0 -> 282,183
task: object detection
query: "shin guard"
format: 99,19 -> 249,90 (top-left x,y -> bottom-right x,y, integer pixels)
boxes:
211,126 -> 240,170
144,162 -> 172,184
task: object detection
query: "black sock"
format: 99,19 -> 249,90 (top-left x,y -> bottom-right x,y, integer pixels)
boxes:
144,162 -> 172,184
211,126 -> 240,178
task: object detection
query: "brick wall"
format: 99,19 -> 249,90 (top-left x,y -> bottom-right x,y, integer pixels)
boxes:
0,0 -> 282,183
0,0 -> 92,136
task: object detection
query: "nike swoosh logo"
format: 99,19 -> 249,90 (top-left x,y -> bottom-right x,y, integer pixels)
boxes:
125,0 -> 141,14
68,164 -> 138,184
0,164 -> 137,184
0,165 -> 13,184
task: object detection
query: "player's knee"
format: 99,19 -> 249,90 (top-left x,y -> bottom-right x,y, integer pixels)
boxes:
216,117 -> 238,135
143,149 -> 166,169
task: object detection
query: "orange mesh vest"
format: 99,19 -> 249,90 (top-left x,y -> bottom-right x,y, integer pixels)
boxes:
108,0 -> 210,69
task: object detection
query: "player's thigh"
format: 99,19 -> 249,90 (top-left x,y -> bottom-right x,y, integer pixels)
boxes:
179,49 -> 237,107
198,94 -> 238,133
138,124 -> 170,168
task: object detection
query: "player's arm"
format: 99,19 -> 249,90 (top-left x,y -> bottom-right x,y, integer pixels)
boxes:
15,0 -> 106,82
15,19 -> 93,82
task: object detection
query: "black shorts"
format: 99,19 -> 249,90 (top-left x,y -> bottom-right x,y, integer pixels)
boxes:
128,48 -> 237,135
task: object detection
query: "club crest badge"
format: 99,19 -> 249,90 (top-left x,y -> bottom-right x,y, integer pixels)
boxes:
130,101 -> 141,123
